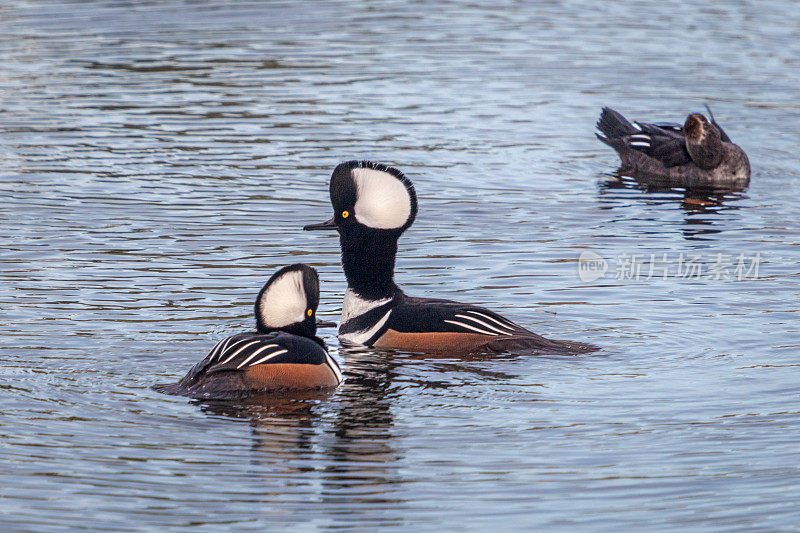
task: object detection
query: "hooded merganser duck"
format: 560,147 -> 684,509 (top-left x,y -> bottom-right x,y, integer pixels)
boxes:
595,107 -> 750,186
154,264 -> 343,399
304,160 -> 597,355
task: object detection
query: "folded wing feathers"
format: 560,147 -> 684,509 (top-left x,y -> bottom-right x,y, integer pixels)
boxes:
208,337 -> 243,364
444,319 -> 498,336
652,122 -> 682,131
200,337 -> 340,378
244,348 -> 288,368
234,344 -> 282,368
628,133 -> 651,148
217,340 -> 263,365
444,310 -> 521,336
206,338 -> 227,363
457,314 -> 507,334
464,310 -> 520,331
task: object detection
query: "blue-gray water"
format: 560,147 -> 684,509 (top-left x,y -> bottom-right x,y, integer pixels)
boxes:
1,1 -> 798,530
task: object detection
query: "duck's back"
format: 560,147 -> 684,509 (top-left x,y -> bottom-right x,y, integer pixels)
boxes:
369,294 -> 598,355
154,331 -> 340,399
596,107 -> 691,170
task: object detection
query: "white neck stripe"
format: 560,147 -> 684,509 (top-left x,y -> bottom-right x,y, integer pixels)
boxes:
340,309 -> 393,345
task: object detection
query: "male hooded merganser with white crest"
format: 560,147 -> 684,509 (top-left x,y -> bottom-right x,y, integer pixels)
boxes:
154,264 -> 342,399
596,107 -> 750,186
304,160 -> 597,355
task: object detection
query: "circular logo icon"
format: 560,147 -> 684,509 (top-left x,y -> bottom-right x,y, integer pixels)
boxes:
578,250 -> 608,282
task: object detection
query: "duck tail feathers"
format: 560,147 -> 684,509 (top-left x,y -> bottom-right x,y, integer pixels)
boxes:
596,107 -> 639,142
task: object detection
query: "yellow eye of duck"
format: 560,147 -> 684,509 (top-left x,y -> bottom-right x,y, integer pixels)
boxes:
341,211 -> 349,218
307,309 -> 313,316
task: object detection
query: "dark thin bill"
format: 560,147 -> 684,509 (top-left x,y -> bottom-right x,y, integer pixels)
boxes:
303,217 -> 337,231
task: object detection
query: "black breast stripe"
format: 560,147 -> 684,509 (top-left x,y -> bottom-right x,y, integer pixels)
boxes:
388,295 -> 529,337
339,300 -> 396,335
324,353 -> 344,383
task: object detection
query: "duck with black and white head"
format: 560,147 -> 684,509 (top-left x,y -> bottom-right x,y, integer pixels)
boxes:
154,264 -> 343,399
305,160 -> 597,355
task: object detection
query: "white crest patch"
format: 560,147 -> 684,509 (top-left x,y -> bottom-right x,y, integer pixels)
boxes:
352,167 -> 412,230
258,270 -> 307,328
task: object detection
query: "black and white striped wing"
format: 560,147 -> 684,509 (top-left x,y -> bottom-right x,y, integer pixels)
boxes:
625,122 -> 692,168
441,308 -> 527,337
391,298 -> 530,338
200,334 -> 290,375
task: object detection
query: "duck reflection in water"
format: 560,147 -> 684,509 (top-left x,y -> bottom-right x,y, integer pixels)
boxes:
195,344 -> 521,514
598,172 -> 749,240
195,345 -> 407,517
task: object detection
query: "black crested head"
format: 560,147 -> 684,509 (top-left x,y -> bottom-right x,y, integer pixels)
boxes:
326,160 -> 418,234
684,113 -> 724,170
254,264 -> 319,338
315,160 -> 418,300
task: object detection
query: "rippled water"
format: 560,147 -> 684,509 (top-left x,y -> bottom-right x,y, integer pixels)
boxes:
2,1 -> 799,530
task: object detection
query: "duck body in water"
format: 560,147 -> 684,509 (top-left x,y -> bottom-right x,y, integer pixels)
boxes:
304,160 -> 597,356
154,264 -> 342,400
596,107 -> 750,187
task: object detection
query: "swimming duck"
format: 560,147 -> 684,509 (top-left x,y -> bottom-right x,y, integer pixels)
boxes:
304,160 -> 597,355
154,264 -> 343,399
596,107 -> 750,186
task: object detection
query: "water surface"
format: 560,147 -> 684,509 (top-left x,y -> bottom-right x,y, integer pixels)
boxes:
1,1 -> 799,530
